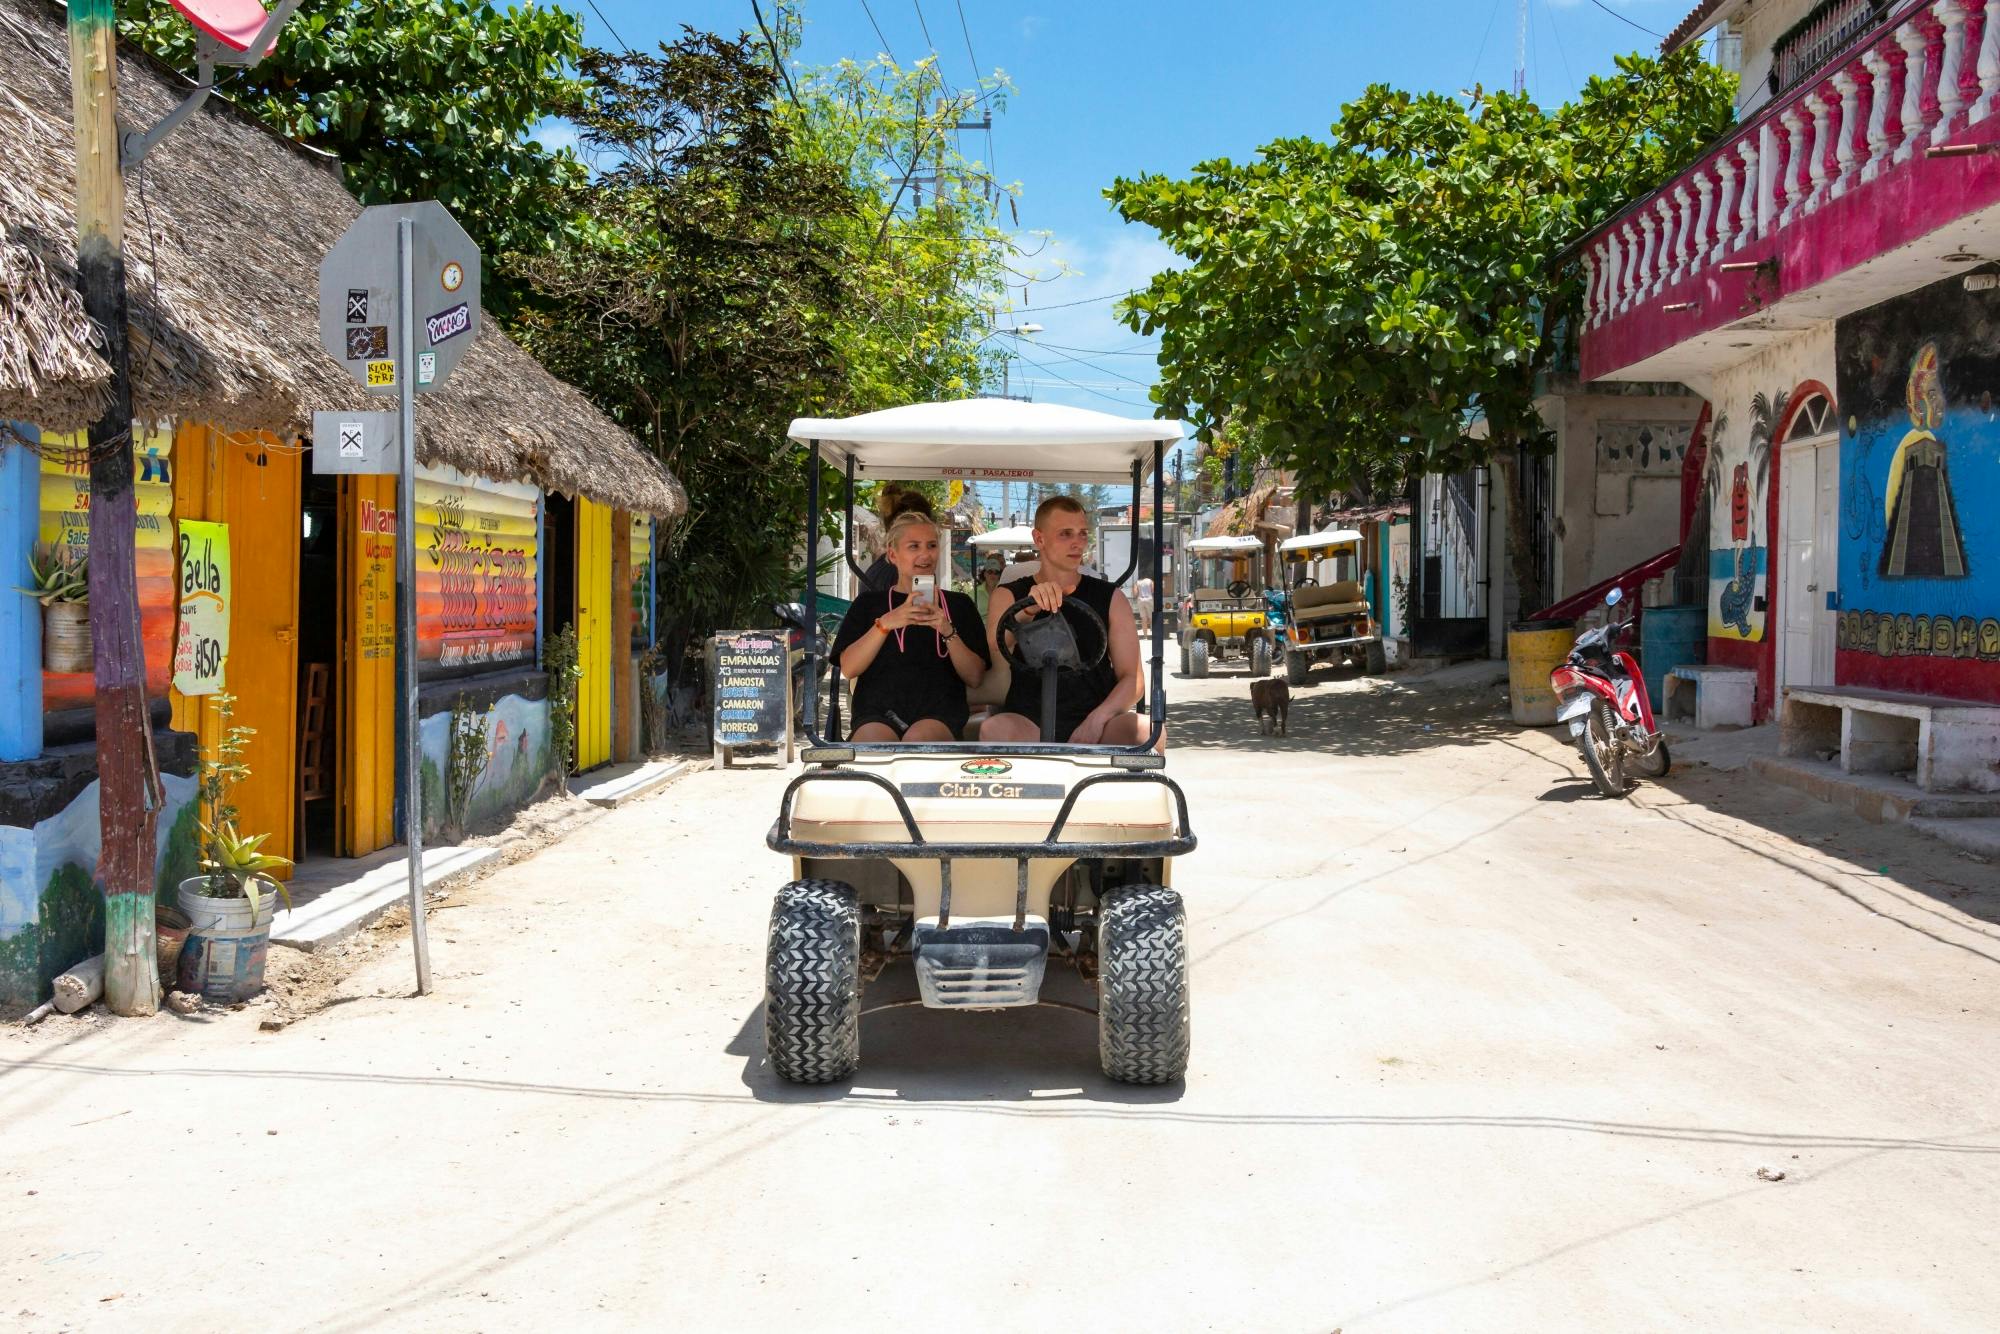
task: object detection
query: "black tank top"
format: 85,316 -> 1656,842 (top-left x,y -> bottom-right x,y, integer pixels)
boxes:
1000,573 -> 1120,729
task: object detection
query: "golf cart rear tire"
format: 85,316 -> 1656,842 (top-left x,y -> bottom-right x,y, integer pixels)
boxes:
1285,649 -> 1310,685
1189,638 -> 1210,679
1364,640 -> 1387,675
1098,885 -> 1190,1085
765,879 -> 861,1084
1249,636 -> 1272,677
1179,640 -> 1191,676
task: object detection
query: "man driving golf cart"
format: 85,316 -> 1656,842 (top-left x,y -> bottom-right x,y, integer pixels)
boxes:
770,399 -> 1195,1087
980,494 -> 1147,747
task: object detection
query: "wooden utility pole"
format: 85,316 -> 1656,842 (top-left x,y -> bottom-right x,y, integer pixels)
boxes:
68,0 -> 160,1015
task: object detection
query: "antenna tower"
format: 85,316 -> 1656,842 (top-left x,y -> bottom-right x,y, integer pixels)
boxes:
1513,0 -> 1528,95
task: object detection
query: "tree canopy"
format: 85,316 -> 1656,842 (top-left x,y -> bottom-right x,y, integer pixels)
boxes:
1107,51 -> 1735,519
119,0 -> 589,310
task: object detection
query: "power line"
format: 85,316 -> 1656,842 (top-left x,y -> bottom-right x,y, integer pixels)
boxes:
1022,345 -> 1158,387
1015,286 -> 1139,312
858,0 -> 898,62
583,0 -> 634,55
911,0 -> 938,57
1541,0 -> 1576,94
1586,0 -> 1664,40
1033,338 -> 1161,358
750,1 -> 802,108
1011,351 -> 1157,406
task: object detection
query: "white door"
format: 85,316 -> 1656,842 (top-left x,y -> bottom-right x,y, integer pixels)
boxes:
1780,436 -> 1839,690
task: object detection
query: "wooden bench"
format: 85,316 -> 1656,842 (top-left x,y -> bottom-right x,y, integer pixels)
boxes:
1780,685 -> 2000,794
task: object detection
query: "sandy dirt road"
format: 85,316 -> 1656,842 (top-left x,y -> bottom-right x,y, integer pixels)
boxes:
5,655 -> 1998,1332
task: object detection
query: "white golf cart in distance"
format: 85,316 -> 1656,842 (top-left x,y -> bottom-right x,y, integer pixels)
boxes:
1278,528 -> 1386,683
770,400 -> 1196,1085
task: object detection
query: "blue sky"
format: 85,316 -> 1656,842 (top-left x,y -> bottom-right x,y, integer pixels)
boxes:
575,0 -> 1696,506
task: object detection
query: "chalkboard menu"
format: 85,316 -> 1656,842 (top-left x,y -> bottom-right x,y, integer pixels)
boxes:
708,630 -> 793,765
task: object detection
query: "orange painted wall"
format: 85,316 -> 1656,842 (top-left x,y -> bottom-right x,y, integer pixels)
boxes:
339,474 -> 397,856
168,425 -> 301,872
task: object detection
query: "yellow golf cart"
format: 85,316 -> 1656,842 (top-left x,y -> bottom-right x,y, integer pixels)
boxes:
1179,534 -> 1272,678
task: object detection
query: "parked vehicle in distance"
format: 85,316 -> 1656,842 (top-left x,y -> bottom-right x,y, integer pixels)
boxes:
1550,587 -> 1670,797
1179,534 -> 1271,678
1278,529 -> 1384,683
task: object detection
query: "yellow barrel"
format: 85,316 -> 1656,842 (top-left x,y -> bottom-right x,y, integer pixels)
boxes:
1507,620 -> 1577,725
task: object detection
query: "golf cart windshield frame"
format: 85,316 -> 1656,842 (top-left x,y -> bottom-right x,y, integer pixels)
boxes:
801,435 -> 1172,758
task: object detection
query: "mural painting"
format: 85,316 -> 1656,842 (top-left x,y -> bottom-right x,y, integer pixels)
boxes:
0,773 -> 197,1007
1704,392 -> 1787,642
415,464 -> 541,679
38,425 -> 177,712
1835,275 -> 2000,702
416,692 -> 552,842
630,515 -> 654,649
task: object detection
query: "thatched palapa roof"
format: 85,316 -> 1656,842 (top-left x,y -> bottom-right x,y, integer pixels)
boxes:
0,0 -> 682,517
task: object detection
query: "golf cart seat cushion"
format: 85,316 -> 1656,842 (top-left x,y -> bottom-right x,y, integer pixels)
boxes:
1290,580 -> 1369,623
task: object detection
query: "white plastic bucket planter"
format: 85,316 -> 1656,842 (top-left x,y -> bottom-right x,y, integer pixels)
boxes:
176,877 -> 275,1001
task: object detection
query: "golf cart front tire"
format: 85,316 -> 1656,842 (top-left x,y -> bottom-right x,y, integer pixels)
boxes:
1188,638 -> 1210,679
1285,649 -> 1310,685
766,879 -> 861,1084
1364,640 -> 1387,675
1098,884 -> 1191,1085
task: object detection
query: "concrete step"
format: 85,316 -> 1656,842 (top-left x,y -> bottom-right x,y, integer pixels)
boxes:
1750,753 -> 2000,825
272,845 -> 499,952
1909,817 -> 2000,861
571,755 -> 704,809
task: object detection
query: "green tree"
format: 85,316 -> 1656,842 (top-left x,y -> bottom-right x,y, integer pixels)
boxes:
118,0 -> 589,310
511,30 -> 856,665
1108,50 -> 1733,610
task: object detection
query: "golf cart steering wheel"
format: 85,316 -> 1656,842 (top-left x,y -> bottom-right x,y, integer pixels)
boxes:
1294,576 -> 1317,588
995,594 -> 1110,675
1228,579 -> 1250,597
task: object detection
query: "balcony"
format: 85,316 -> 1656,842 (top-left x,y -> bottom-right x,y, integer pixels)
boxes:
1580,0 -> 2000,383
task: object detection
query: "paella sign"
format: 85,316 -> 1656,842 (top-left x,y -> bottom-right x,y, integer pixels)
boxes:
173,519 -> 231,696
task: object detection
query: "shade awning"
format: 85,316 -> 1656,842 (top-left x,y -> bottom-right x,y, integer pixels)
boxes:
967,524 -> 1036,547
789,398 -> 1183,483
1279,528 -> 1365,555
1187,535 -> 1264,554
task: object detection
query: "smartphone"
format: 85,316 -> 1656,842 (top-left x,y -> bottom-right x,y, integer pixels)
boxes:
911,575 -> 936,605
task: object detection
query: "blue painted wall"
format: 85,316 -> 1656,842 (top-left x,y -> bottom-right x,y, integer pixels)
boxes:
1,426 -> 43,761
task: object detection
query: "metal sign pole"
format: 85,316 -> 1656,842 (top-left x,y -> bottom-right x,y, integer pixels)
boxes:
398,216 -> 432,994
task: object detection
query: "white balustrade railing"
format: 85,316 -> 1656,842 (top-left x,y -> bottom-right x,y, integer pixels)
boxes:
1582,0 -> 2000,331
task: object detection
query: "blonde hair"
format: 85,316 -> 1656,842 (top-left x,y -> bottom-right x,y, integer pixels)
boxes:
884,510 -> 939,550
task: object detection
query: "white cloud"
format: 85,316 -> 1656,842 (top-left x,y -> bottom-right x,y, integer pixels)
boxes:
1019,15 -> 1045,40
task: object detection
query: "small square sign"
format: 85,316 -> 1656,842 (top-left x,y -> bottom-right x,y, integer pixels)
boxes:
345,289 -> 369,323
338,420 -> 365,457
366,360 -> 395,387
346,325 -> 388,360
311,410 -> 400,475
418,352 -> 436,385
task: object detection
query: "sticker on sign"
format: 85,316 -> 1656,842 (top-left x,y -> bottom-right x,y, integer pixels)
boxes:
346,289 -> 369,323
339,421 -> 366,457
346,325 -> 388,360
425,303 -> 471,346
366,360 -> 395,387
418,352 -> 436,385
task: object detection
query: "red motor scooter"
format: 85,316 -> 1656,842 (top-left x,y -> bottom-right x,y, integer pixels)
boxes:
1549,587 -> 1670,798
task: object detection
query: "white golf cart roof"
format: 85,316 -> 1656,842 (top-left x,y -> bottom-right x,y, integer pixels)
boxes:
1187,534 -> 1264,554
1279,528 -> 1365,555
788,398 -> 1184,483
967,524 -> 1036,548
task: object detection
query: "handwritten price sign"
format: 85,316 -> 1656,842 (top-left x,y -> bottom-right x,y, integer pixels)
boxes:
173,519 -> 231,696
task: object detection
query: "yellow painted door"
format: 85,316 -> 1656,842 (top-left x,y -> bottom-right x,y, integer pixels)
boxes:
574,498 -> 613,771
339,475 -> 398,855
168,426 -> 300,872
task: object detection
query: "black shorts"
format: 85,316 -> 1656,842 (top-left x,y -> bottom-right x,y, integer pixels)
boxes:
850,709 -> 969,737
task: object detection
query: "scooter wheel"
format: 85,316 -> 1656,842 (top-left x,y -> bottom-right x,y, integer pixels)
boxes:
1635,737 -> 1671,779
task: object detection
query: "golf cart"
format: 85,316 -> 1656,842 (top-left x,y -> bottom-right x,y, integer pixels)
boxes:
1278,528 -> 1385,683
1179,534 -> 1272,678
769,399 -> 1196,1085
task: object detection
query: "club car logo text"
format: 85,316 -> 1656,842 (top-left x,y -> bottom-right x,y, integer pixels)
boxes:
961,760 -> 1012,777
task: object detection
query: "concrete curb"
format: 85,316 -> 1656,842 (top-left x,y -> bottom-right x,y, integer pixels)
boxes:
271,846 -> 499,953
572,755 -> 706,809
1909,817 -> 2000,861
1750,753 -> 2000,825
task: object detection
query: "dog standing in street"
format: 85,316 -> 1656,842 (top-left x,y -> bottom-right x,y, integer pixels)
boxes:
1250,677 -> 1289,736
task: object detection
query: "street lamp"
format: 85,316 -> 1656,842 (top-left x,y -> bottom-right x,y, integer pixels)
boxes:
982,323 -> 1042,403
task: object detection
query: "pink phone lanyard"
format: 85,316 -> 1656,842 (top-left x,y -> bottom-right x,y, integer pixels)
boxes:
885,589 -> 950,658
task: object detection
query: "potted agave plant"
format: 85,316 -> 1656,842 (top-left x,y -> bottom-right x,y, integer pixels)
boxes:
16,541 -> 90,673
177,694 -> 292,1001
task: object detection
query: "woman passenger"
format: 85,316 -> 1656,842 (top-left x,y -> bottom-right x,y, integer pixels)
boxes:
832,511 -> 989,742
